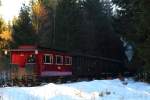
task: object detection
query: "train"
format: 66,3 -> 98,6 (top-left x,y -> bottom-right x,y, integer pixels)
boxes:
6,45 -> 128,85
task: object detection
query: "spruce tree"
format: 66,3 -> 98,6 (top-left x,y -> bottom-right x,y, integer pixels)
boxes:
55,0 -> 81,51
112,0 -> 150,79
12,4 -> 37,47
81,0 -> 123,59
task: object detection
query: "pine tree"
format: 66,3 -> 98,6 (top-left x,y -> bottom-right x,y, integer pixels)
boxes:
134,0 -> 150,76
112,0 -> 150,79
80,0 -> 123,59
55,0 -> 81,51
12,4 -> 37,47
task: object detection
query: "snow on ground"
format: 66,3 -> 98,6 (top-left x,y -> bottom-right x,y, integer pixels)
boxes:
0,78 -> 150,100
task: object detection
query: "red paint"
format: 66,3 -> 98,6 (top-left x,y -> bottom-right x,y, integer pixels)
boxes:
10,45 -> 72,77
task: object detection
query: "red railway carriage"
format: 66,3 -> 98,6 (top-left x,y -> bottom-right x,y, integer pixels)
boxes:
10,45 -> 72,79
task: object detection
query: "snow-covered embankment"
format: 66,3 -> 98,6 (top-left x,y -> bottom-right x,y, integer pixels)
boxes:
0,79 -> 150,100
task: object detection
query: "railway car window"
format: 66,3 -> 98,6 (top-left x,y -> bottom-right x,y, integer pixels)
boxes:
65,56 -> 72,65
27,54 -> 35,63
44,54 -> 53,64
56,55 -> 63,65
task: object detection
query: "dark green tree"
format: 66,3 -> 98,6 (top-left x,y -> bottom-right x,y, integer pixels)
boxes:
112,0 -> 137,40
55,0 -> 81,51
112,0 -> 150,79
134,0 -> 150,77
80,0 -> 123,59
12,4 -> 37,48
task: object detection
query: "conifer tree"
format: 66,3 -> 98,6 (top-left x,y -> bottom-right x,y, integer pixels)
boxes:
12,4 -> 37,47
55,0 -> 81,51
112,0 -> 150,79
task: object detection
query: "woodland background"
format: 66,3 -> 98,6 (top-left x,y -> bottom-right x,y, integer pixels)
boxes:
0,0 -> 150,81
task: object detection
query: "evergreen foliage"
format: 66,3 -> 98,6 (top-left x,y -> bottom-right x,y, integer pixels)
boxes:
10,0 -> 124,60
80,0 -> 123,59
9,0 -> 124,62
1,0 -> 150,81
12,4 -> 37,47
112,0 -> 150,80
0,0 -> 127,77
55,0 -> 81,51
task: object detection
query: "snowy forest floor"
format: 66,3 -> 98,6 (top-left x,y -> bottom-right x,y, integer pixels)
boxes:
0,78 -> 150,100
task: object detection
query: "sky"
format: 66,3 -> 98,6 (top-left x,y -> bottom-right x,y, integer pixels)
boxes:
0,0 -> 30,22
